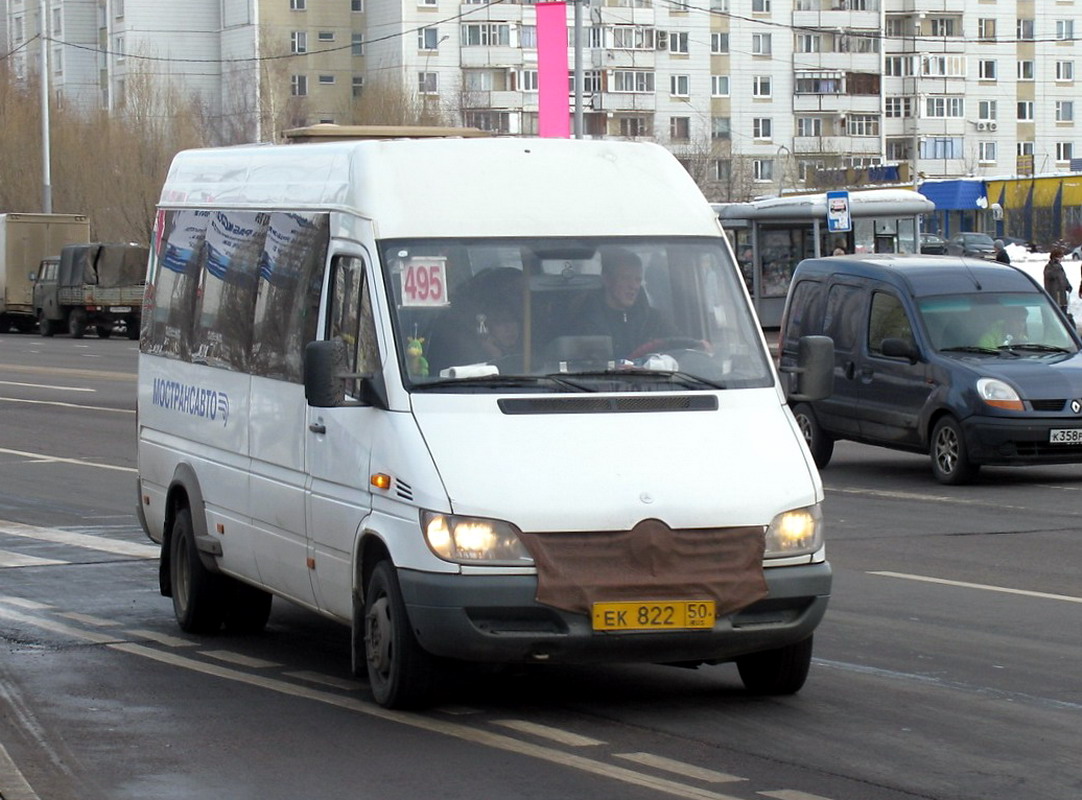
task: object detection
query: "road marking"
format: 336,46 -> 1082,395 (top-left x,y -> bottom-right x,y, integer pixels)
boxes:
0,447 -> 137,473
57,612 -> 121,627
491,719 -> 605,747
828,486 -> 1030,510
0,597 -> 53,610
124,629 -> 196,648
0,520 -> 157,558
0,742 -> 42,800
0,549 -> 67,568
0,396 -> 134,414
0,362 -> 134,382
760,791 -> 835,800
283,671 -> 360,691
615,753 -> 747,784
199,650 -> 282,669
870,571 -> 1082,604
0,380 -> 95,392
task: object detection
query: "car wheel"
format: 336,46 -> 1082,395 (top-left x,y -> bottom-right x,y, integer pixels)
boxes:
68,308 -> 87,339
38,313 -> 55,337
737,636 -> 813,695
363,561 -> 438,709
169,507 -> 225,634
930,416 -> 979,485
791,403 -> 834,468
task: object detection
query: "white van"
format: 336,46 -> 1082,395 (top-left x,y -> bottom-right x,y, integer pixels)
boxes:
136,137 -> 833,708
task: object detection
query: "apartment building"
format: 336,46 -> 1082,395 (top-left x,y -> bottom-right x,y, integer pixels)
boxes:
3,0 -> 1078,201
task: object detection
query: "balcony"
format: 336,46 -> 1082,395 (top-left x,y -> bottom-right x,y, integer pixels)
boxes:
460,47 -> 524,68
593,92 -> 657,113
793,136 -> 882,156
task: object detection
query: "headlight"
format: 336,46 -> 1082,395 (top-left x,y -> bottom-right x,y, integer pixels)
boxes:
764,504 -> 823,558
421,511 -> 533,565
977,377 -> 1024,411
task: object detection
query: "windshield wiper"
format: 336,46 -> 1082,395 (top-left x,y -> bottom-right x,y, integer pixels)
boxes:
412,374 -> 591,392
556,369 -> 726,390
939,346 -> 1000,355
1001,343 -> 1074,354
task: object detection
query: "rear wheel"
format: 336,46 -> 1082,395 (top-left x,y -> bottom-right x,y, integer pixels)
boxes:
68,308 -> 87,339
791,403 -> 834,468
363,561 -> 438,709
736,636 -> 814,695
169,507 -> 225,634
930,416 -> 979,485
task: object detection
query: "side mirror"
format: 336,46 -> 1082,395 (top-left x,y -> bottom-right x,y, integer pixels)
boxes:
303,339 -> 387,409
28,272 -> 37,282
781,335 -> 833,402
880,337 -> 919,363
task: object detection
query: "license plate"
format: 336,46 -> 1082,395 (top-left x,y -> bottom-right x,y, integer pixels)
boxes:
1049,428 -> 1082,444
109,306 -> 132,313
592,600 -> 715,632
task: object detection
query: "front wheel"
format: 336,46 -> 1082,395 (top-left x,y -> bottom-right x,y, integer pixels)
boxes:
791,403 -> 834,468
363,561 -> 438,709
736,636 -> 814,695
930,416 -> 979,485
38,314 -> 56,337
169,507 -> 225,634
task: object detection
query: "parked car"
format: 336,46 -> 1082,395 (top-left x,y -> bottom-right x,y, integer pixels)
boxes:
1000,236 -> 1032,250
946,231 -> 996,259
778,254 -> 1082,484
1068,243 -> 1082,261
919,233 -> 947,254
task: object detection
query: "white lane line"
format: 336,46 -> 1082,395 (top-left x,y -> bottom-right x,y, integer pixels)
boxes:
0,447 -> 137,473
0,550 -> 67,568
0,380 -> 95,392
828,486 -> 1030,511
283,671 -> 360,691
199,650 -> 282,669
57,612 -> 121,627
0,520 -> 157,558
124,629 -> 197,648
870,571 -> 1082,604
0,604 -> 752,800
615,753 -> 747,784
490,719 -> 605,747
0,742 -> 41,800
759,791 -> 835,800
0,396 -> 133,414
0,597 -> 53,610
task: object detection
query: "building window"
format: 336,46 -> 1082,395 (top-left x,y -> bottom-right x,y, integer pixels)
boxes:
797,34 -> 821,53
465,111 -> 511,134
753,159 -> 774,182
885,56 -> 915,77
795,74 -> 842,94
318,74 -> 335,84
612,26 -> 655,50
847,114 -> 880,136
291,74 -> 308,96
519,70 -> 538,92
919,137 -> 963,159
979,100 -> 998,120
1017,61 -> 1034,81
1017,19 -> 1034,40
711,116 -> 731,140
670,74 -> 690,96
752,117 -> 772,140
669,31 -> 689,54
752,0 -> 770,11
291,31 -> 307,54
419,27 -> 439,50
352,34 -> 364,56
922,55 -> 965,78
352,75 -> 364,97
115,35 -> 125,61
925,97 -> 964,118
977,18 -> 995,41
290,0 -> 306,9
1017,101 -> 1034,121
752,34 -> 772,55
318,31 -> 335,42
711,75 -> 730,96
979,142 -> 997,163
419,72 -> 438,94
978,60 -> 996,81
797,117 -> 822,137
351,0 -> 363,10
114,0 -> 124,17
1056,101 -> 1074,122
612,70 -> 655,93
1056,20 -> 1075,41
461,23 -> 510,47
929,17 -> 957,38
713,159 -> 731,183
670,116 -> 690,141
520,25 -> 537,49
711,32 -> 729,53
1057,142 -> 1074,162
1056,61 -> 1074,81
618,116 -> 650,137
886,138 -> 910,161
885,97 -> 912,118
1017,141 -> 1034,157
752,76 -> 771,98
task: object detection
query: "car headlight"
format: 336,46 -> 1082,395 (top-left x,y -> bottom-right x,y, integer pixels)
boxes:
421,511 -> 533,565
977,377 -> 1024,411
764,505 -> 823,558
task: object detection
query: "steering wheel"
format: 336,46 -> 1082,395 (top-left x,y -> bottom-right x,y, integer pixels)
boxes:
628,336 -> 710,361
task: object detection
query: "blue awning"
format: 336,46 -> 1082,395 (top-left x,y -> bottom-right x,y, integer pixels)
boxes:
918,180 -> 987,210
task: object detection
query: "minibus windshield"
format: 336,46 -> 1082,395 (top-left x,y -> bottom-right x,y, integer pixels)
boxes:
380,237 -> 773,392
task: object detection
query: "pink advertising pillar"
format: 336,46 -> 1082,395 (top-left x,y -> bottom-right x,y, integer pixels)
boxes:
536,2 -> 570,138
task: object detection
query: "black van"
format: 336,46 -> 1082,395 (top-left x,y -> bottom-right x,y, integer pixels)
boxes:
779,254 -> 1082,484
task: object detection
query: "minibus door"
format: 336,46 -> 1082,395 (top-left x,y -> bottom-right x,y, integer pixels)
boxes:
305,253 -> 377,620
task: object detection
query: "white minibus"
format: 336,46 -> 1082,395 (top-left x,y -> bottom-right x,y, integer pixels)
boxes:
136,137 -> 833,708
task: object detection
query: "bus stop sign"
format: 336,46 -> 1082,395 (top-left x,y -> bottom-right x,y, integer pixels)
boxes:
826,191 -> 851,233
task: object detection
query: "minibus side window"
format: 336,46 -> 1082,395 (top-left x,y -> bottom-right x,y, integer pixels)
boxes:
328,255 -> 380,398
143,209 -> 211,360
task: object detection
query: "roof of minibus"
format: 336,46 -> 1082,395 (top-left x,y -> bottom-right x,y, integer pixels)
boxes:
159,137 -> 723,241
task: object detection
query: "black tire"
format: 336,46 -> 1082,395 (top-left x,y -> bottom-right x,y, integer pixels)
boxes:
223,580 -> 273,634
736,635 -> 814,696
169,507 -> 225,634
97,326 -> 112,339
930,416 -> 979,485
363,561 -> 437,709
38,314 -> 56,337
68,309 -> 87,339
127,321 -> 140,340
791,403 -> 834,468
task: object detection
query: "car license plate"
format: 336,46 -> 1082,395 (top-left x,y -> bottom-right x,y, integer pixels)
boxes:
109,306 -> 132,313
592,600 -> 715,632
1049,428 -> 1082,444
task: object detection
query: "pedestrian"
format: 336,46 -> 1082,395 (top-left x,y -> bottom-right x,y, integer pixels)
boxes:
993,239 -> 1011,265
1044,247 -> 1072,321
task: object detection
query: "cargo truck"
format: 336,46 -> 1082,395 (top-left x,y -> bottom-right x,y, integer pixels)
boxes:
34,242 -> 148,339
0,213 -> 91,332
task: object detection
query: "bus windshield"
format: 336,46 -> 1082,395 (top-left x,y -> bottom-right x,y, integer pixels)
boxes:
380,237 -> 773,392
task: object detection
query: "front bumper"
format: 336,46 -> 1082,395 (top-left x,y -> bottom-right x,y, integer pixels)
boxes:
961,415 -> 1082,465
398,562 -> 831,665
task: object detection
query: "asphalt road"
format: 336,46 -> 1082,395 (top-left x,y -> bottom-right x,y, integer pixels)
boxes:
0,332 -> 1079,800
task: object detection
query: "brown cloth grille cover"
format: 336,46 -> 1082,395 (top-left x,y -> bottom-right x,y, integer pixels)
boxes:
519,520 -> 768,617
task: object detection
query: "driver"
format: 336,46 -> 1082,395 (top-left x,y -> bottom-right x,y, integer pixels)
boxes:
574,247 -> 678,360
